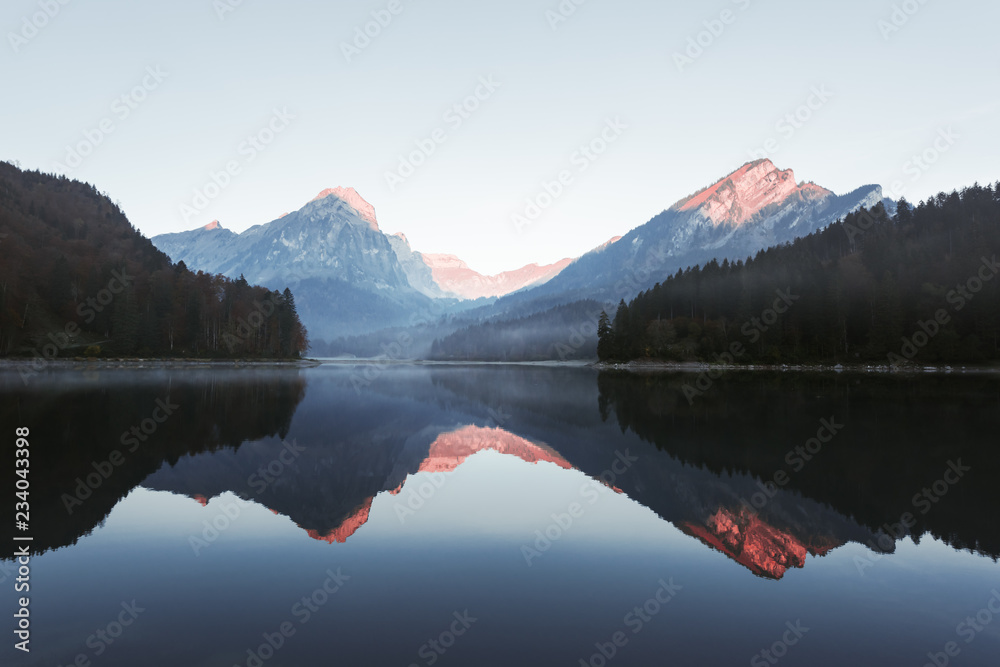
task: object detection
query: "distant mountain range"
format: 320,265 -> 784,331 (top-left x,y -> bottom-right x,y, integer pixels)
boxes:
152,189 -> 581,341
430,160 -> 894,360
420,247 -> 575,300
152,159 -> 893,351
385,231 -> 578,301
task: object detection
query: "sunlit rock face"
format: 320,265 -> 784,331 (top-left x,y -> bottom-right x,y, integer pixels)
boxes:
679,507 -> 844,580
311,187 -> 380,232
421,254 -> 575,300
386,235 -> 576,300
416,425 -> 573,473
305,498 -> 374,544
412,234 -> 624,301
673,160 -> 832,226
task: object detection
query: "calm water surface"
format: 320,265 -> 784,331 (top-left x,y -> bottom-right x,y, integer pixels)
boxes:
1,365 -> 999,666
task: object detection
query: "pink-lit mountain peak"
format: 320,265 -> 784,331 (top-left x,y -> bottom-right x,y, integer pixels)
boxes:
311,187 -> 379,232
203,220 -> 221,231
421,254 -> 575,300
673,160 -> 832,226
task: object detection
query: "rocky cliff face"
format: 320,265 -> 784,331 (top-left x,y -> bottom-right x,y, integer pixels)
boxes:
311,187 -> 379,232
414,425 -> 573,473
306,498 -> 374,544
679,507 -> 843,580
673,160 -> 832,226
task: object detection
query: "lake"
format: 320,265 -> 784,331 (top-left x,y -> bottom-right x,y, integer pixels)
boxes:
2,365 -> 999,666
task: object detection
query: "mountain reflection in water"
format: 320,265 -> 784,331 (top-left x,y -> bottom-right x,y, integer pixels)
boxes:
2,365 -> 999,667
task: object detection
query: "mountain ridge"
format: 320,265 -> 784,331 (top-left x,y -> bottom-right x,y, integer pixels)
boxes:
151,160 -> 893,351
426,161 -> 892,360
152,188 -> 587,339
479,160 -> 890,310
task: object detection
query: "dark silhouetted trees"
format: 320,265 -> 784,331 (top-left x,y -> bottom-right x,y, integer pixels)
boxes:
0,161 -> 308,358
599,184 -> 1000,365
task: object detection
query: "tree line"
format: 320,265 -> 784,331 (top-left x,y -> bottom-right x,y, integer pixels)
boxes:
0,161 -> 308,358
599,183 -> 1000,365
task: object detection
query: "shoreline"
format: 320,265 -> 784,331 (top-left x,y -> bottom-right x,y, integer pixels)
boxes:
592,359 -> 1000,375
0,358 -> 321,372
2,357 -> 998,375
311,358 -> 594,368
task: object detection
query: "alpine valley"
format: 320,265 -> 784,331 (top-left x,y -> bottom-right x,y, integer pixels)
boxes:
151,159 -> 892,358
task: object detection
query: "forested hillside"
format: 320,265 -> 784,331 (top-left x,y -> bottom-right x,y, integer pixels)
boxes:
599,184 -> 1000,365
0,162 -> 307,359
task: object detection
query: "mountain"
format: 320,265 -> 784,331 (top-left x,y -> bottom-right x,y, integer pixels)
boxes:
387,231 -> 575,300
153,189 -> 581,343
154,188 -> 410,293
152,160 -> 890,355
602,181 -> 1000,365
426,160 -> 892,360
421,253 -> 574,300
503,159 -> 889,308
386,233 -> 449,299
153,189 -> 440,341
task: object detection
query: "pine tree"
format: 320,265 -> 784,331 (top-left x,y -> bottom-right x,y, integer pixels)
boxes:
597,310 -> 612,360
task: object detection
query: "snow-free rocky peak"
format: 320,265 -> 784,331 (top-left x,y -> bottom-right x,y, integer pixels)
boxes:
420,253 -> 575,300
312,187 -> 379,232
672,159 -> 832,226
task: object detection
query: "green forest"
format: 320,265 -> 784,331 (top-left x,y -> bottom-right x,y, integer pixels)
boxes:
0,162 -> 308,359
598,183 -> 1000,366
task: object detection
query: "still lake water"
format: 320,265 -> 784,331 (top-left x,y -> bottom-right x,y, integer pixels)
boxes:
2,364 -> 999,667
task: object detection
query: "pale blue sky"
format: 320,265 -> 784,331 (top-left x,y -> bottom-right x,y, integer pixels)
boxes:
2,0 -> 998,274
